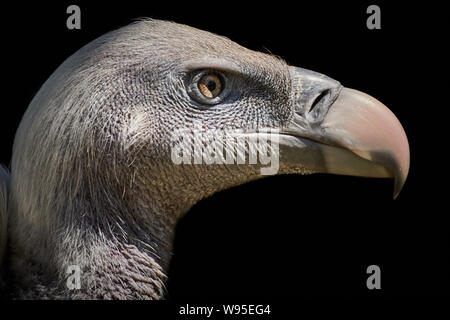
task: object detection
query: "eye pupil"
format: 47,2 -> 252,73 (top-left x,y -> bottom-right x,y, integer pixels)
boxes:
206,80 -> 216,92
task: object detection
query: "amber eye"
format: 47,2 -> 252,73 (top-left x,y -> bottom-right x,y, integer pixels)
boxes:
197,73 -> 223,98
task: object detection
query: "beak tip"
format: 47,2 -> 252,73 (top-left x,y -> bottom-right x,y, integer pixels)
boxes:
392,164 -> 409,200
392,137 -> 410,200
393,177 -> 404,200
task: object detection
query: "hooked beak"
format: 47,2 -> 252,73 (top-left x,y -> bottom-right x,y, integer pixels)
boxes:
279,67 -> 410,198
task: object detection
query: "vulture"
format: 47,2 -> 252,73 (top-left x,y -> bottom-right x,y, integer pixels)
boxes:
0,19 -> 409,299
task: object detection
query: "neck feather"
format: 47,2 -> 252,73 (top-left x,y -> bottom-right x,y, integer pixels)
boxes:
67,238 -> 168,299
9,196 -> 180,300
11,230 -> 170,299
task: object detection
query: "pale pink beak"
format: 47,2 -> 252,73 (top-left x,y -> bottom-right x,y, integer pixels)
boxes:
322,88 -> 410,198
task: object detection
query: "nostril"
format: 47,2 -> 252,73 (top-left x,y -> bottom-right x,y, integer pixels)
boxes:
309,89 -> 329,114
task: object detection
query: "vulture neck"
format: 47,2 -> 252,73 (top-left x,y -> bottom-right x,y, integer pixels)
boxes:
66,235 -> 169,299
14,200 -> 182,300
66,202 -> 180,299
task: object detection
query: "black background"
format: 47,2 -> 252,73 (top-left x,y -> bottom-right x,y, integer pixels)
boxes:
0,0 -> 448,308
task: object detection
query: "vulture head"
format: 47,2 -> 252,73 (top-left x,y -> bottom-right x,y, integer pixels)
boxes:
0,19 -> 409,299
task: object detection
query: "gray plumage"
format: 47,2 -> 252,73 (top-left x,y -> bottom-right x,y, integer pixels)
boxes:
0,18 -> 409,299
2,19 -> 295,299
